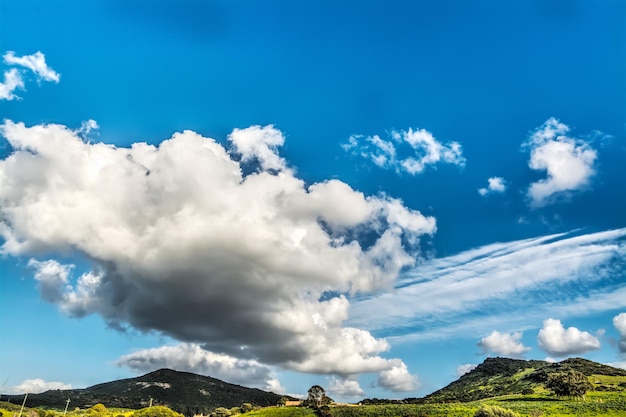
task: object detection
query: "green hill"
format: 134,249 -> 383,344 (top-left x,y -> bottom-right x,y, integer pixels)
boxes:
422,357 -> 626,403
1,369 -> 285,415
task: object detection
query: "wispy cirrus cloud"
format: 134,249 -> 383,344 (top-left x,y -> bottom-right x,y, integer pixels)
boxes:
344,128 -> 465,175
349,228 -> 626,342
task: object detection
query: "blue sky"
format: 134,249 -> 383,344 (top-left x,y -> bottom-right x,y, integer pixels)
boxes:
1,0 -> 625,402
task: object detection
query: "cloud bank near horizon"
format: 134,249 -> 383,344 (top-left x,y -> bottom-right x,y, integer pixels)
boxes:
4,379 -> 72,395
0,120 -> 436,392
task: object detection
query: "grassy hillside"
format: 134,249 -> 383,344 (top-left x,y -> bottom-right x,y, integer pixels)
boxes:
333,391 -> 626,416
423,357 -> 626,403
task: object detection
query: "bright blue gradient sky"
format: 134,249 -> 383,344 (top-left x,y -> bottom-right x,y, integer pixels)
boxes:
1,0 -> 625,401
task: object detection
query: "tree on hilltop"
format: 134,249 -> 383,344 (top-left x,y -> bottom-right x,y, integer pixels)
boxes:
545,369 -> 592,399
307,385 -> 325,407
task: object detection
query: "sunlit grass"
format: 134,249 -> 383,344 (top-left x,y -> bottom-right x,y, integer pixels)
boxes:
3,390 -> 626,417
245,407 -> 315,417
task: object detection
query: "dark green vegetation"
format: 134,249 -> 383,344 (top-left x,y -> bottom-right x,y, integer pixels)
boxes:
331,391 -> 626,417
2,358 -> 626,417
545,370 -> 593,399
1,369 -> 284,415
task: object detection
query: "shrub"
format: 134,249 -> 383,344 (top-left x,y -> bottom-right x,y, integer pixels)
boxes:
132,406 -> 184,417
88,404 -> 108,415
474,405 -> 520,417
213,408 -> 231,417
316,406 -> 332,417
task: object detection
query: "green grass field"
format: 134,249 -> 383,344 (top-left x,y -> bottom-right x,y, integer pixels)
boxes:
3,391 -> 626,417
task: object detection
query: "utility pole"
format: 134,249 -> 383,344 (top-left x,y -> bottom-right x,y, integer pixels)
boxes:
63,399 -> 71,416
17,391 -> 29,417
149,398 -> 153,408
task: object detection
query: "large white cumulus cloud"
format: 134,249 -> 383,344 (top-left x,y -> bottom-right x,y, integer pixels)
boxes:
537,318 -> 600,357
0,120 -> 434,391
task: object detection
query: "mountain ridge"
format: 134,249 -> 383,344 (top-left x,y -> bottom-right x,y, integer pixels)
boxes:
4,358 -> 626,411
1,368 -> 285,415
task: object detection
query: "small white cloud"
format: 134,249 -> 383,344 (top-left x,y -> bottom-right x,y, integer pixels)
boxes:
606,361 -> 626,370
612,312 -> 626,353
1,51 -> 60,100
4,51 -> 60,83
345,128 -> 465,175
376,361 -> 420,392
328,376 -> 365,398
0,68 -> 25,101
537,318 -> 600,356
6,379 -> 71,395
544,357 -> 557,363
265,378 -> 287,394
478,331 -> 530,357
478,177 -> 506,196
524,118 -> 597,207
456,364 -> 477,377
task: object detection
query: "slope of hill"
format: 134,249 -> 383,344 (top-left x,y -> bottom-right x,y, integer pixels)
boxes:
422,357 -> 626,403
2,369 -> 284,415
